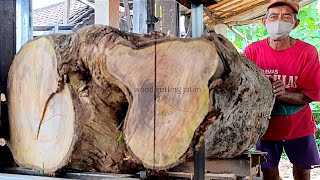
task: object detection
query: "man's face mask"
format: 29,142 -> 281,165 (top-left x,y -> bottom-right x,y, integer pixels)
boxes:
266,20 -> 295,40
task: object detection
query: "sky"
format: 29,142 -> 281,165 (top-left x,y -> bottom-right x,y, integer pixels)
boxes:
32,0 -> 64,10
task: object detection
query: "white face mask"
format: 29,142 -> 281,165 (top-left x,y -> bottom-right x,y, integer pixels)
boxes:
266,21 -> 295,40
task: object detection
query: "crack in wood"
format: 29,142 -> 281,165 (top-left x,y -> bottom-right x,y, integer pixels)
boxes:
36,77 -> 66,139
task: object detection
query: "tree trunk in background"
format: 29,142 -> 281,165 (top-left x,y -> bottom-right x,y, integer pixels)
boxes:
7,25 -> 274,174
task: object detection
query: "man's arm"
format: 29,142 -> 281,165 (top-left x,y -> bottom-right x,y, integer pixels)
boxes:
277,91 -> 312,105
272,79 -> 312,105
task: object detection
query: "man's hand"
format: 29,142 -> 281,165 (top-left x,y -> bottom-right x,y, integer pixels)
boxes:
269,77 -> 312,105
271,79 -> 285,98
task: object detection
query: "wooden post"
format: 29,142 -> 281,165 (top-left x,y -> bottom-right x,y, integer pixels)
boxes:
95,0 -> 120,29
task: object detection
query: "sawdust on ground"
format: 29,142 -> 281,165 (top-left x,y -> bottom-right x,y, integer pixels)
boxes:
279,160 -> 320,180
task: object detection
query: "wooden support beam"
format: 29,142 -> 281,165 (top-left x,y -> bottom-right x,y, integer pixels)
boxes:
222,2 -> 268,24
183,0 -> 316,27
215,0 -> 264,17
95,0 -> 120,29
204,7 -> 220,27
206,0 -> 232,10
211,0 -> 242,11
227,19 -> 261,26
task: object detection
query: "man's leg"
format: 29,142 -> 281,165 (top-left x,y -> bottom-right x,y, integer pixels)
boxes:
262,167 -> 282,180
292,166 -> 310,180
284,135 -> 320,180
256,140 -> 284,180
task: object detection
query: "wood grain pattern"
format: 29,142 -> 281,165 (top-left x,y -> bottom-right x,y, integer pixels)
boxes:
7,25 -> 274,174
107,40 -> 219,169
8,38 -> 75,172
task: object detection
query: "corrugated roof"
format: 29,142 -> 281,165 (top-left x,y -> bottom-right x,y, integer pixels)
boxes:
178,0 -> 315,27
33,0 -> 94,25
33,0 -> 316,29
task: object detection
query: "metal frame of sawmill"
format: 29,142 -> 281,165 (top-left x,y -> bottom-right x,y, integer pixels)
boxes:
33,25 -> 75,37
0,0 -> 269,179
190,1 -> 206,179
0,151 -> 267,179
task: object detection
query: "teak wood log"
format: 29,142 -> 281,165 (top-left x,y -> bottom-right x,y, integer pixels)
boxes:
7,25 -> 274,174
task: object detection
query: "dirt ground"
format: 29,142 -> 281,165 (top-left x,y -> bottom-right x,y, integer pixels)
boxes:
279,160 -> 320,180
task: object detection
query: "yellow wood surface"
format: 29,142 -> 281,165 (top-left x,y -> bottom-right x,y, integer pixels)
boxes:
8,38 -> 75,172
107,40 -> 219,169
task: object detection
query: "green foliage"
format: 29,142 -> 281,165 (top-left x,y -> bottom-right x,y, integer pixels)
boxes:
281,151 -> 288,160
116,132 -> 124,142
313,102 -> 320,149
227,0 -> 320,54
291,1 -> 320,52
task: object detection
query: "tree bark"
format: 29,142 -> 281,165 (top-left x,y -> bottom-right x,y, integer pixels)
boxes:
7,25 -> 274,174
203,35 -> 274,158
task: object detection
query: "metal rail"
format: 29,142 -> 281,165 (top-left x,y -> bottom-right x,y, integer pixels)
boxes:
0,151 -> 266,179
171,151 -> 267,179
33,24 -> 75,37
0,168 -> 138,180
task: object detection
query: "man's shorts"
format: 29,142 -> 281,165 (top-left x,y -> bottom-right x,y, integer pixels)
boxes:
256,135 -> 320,171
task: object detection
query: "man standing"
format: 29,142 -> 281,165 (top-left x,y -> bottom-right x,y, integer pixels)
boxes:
244,0 -> 320,180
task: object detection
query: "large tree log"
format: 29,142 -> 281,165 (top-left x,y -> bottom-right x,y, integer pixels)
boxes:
7,25 -> 274,174
203,35 -> 274,158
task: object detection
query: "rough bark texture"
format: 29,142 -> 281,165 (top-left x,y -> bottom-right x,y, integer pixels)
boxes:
204,35 -> 274,158
7,25 -> 274,174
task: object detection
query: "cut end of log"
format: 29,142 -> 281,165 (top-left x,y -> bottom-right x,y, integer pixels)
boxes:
7,25 -> 273,174
8,38 -> 76,173
107,40 -> 220,169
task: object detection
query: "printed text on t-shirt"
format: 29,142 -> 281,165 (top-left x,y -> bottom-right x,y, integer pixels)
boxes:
264,69 -> 298,88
